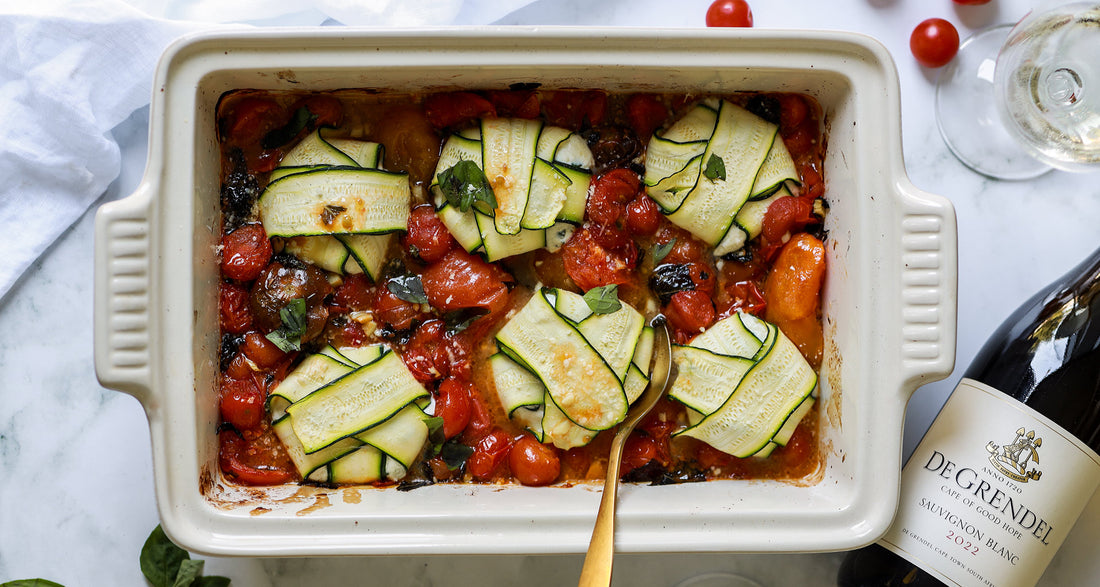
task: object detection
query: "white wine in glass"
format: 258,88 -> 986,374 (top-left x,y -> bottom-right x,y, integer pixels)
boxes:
935,2 -> 1100,179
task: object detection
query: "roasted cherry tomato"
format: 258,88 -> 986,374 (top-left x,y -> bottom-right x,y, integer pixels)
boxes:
435,378 -> 473,439
485,90 -> 540,119
561,224 -> 639,292
332,273 -> 373,312
373,282 -> 426,331
665,290 -> 716,339
624,193 -> 661,236
403,319 -> 468,384
718,280 -> 767,318
241,331 -> 288,369
586,168 -> 640,227
466,428 -> 514,481
910,18 -> 960,68
223,97 -> 281,144
508,435 -> 561,486
705,0 -> 753,27
403,204 -> 456,263
421,249 -> 511,314
462,387 -> 494,443
220,224 -> 272,281
760,195 -> 819,259
654,225 -> 708,266
219,282 -> 253,334
296,94 -> 343,127
778,94 -> 809,133
541,90 -> 607,129
218,429 -> 296,485
764,233 -> 826,365
626,94 -> 670,140
219,377 -> 264,430
621,434 -> 660,475
424,92 -> 496,130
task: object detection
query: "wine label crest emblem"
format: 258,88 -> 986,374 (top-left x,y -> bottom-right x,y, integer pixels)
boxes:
986,426 -> 1043,482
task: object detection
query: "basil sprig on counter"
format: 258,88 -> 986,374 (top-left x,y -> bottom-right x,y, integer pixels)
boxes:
438,159 -> 497,214
140,525 -> 230,587
583,284 -> 622,315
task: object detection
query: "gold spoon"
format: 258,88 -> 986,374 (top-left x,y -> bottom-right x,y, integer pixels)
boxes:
578,317 -> 673,587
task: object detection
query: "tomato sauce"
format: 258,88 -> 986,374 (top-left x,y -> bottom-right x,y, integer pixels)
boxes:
214,88 -> 827,487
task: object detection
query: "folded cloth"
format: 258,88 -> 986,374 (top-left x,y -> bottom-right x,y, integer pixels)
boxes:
0,0 -> 533,300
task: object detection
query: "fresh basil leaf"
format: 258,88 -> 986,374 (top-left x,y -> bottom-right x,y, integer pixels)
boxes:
423,415 -> 446,454
424,415 -> 445,437
265,298 -> 308,352
1,580 -> 66,587
583,284 -> 622,315
443,308 -> 488,336
652,239 -> 676,265
703,153 -> 726,181
438,159 -> 497,214
195,578 -> 231,587
386,274 -> 429,305
261,107 -> 317,150
140,525 -> 190,587
279,298 -> 308,337
173,560 -> 204,587
440,440 -> 474,471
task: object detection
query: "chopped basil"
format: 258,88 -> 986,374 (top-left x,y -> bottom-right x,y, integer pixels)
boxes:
583,284 -> 622,315
440,440 -> 475,471
653,238 -> 677,265
703,153 -> 726,181
386,274 -> 429,305
437,159 -> 497,214
443,308 -> 489,336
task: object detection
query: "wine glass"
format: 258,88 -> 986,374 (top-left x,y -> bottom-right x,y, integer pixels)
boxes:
935,2 -> 1100,180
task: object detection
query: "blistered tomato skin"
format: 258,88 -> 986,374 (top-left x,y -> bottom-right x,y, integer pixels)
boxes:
665,290 -> 717,339
435,378 -> 473,439
467,428 -> 514,481
424,92 -> 496,130
220,224 -> 272,281
219,282 -> 253,334
625,194 -> 662,236
220,377 -> 264,430
420,249 -> 511,314
404,204 -> 456,263
508,436 -> 561,486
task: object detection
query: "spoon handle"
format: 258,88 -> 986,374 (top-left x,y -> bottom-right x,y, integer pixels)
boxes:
578,432 -> 628,587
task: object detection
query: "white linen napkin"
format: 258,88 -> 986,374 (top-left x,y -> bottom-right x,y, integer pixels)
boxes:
0,0 -> 534,300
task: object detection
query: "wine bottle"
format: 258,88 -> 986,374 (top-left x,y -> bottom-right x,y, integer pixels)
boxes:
838,245 -> 1100,587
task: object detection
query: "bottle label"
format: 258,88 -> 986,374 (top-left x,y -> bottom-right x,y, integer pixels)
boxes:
880,378 -> 1100,587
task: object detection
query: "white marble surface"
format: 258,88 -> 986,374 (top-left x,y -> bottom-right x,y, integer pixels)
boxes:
3,0 -> 1100,585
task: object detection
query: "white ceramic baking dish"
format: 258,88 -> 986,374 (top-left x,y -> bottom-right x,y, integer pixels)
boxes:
94,27 -> 957,556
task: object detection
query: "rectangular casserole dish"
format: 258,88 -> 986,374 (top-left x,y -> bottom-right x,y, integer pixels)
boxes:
94,27 -> 957,556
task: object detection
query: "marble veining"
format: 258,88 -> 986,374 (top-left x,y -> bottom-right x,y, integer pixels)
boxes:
3,0 -> 1100,585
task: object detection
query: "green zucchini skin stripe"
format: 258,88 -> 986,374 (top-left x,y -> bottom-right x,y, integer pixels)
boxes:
668,312 -> 817,459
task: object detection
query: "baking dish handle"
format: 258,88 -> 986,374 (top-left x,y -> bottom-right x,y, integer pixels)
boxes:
94,183 -> 154,404
895,179 -> 958,393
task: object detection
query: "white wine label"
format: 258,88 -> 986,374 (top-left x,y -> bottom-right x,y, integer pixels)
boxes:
880,378 -> 1100,587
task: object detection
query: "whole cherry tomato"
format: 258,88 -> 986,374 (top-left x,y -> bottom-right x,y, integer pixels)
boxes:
466,428 -> 514,481
625,93 -> 670,139
625,194 -> 661,236
586,168 -> 641,227
910,18 -> 960,68
218,429 -> 296,485
403,204 -> 456,263
219,377 -> 264,430
705,0 -> 753,28
219,282 -> 253,334
665,290 -> 716,338
332,273 -> 373,312
241,331 -> 288,369
423,92 -> 496,130
621,434 -> 660,475
220,223 -> 272,282
508,435 -> 561,486
434,378 -> 473,439
561,224 -> 639,292
420,249 -> 511,314
373,282 -> 426,331
541,90 -> 607,130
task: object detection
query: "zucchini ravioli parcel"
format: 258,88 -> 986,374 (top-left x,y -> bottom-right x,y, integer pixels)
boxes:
215,89 -> 827,488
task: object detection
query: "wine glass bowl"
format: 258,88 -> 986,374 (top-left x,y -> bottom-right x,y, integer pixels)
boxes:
935,3 -> 1100,179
